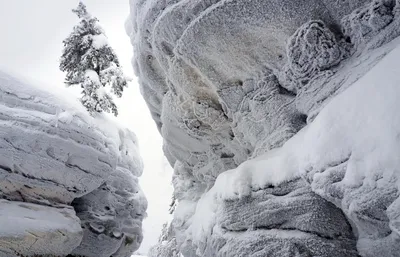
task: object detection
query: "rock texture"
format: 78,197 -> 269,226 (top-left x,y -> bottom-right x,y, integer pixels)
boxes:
71,166 -> 147,257
197,179 -> 358,257
0,200 -> 82,257
127,0 -> 400,256
298,44 -> 400,257
0,71 -> 146,257
0,72 -> 116,206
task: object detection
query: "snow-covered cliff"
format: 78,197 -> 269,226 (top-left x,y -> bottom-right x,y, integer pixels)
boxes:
126,0 -> 400,256
0,71 -> 147,257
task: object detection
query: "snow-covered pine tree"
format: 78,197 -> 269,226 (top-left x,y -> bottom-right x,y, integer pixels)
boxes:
60,2 -> 128,116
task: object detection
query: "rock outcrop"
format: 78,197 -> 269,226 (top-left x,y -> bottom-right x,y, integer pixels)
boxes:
0,71 -> 147,257
0,200 -> 82,256
71,165 -> 146,257
127,0 -> 400,256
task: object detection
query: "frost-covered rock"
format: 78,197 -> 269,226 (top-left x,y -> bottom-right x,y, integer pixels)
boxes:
282,20 -> 350,91
188,179 -> 358,257
0,71 -> 147,256
71,170 -> 146,257
0,200 -> 82,257
71,131 -> 147,257
299,41 -> 400,257
128,0 -> 400,256
0,71 -> 117,205
342,0 -> 400,49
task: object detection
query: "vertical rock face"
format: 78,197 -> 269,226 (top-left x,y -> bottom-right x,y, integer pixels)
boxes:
0,71 -> 147,257
71,144 -> 147,257
127,0 -> 400,256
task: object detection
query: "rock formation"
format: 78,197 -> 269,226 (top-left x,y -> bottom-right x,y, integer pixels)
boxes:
0,71 -> 147,257
126,0 -> 400,256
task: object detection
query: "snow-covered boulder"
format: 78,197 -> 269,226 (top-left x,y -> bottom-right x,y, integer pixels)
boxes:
71,130 -> 147,257
0,71 -> 117,205
0,71 -> 147,256
127,0 -> 400,256
71,169 -> 146,257
0,200 -> 82,257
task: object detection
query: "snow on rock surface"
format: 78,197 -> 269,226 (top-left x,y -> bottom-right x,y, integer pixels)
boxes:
127,0 -> 400,256
71,168 -> 147,257
299,39 -> 400,257
0,71 -> 116,205
187,36 -> 400,257
0,71 -> 147,256
0,200 -> 82,257
71,131 -> 147,257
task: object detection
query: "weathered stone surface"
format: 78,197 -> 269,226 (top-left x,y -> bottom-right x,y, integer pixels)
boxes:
127,0 -> 400,256
0,71 -> 147,257
0,200 -> 82,257
71,167 -> 147,257
200,179 -> 358,257
298,43 -> 400,257
0,71 -> 117,205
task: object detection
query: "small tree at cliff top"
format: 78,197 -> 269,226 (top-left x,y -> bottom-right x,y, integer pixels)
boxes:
60,2 -> 129,116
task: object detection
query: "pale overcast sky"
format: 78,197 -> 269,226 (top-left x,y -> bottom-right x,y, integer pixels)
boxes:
0,0 -> 173,255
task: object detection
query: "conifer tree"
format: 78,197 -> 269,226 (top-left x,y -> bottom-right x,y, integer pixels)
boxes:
60,2 -> 128,116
